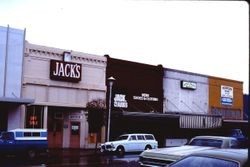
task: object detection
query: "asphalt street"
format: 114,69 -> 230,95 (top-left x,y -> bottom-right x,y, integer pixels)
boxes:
0,149 -> 141,167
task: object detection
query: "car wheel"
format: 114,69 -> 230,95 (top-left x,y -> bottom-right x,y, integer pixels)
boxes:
116,146 -> 125,156
145,145 -> 152,150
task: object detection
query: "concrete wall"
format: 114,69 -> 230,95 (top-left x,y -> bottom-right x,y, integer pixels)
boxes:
163,69 -> 209,114
7,105 -> 24,130
0,26 -> 25,98
22,42 -> 107,107
209,76 -> 243,120
22,42 -> 107,148
0,26 -> 26,131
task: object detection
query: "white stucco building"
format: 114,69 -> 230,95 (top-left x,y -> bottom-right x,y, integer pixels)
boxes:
22,42 -> 107,148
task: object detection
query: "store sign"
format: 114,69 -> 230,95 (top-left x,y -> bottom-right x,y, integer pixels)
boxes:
29,116 -> 38,126
114,94 -> 128,108
69,115 -> 83,120
181,81 -> 197,90
221,85 -> 233,106
50,60 -> 82,82
133,93 -> 158,101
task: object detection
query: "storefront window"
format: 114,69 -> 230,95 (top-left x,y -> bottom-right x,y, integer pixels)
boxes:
26,106 -> 44,128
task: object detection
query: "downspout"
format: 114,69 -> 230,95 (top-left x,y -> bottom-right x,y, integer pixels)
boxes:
3,25 -> 9,97
20,28 -> 26,98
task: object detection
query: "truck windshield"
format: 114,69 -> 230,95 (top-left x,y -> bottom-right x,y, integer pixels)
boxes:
0,132 -> 13,140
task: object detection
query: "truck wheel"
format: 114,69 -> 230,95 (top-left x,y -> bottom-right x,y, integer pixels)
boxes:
27,149 -> 36,158
116,146 -> 125,156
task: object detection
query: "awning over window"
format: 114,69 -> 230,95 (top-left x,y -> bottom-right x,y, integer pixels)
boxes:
180,114 -> 222,129
0,97 -> 34,104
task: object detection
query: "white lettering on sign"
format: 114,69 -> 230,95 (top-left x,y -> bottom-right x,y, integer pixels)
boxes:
133,93 -> 159,101
69,115 -> 83,120
221,85 -> 233,106
114,94 -> 128,108
53,62 -> 81,78
221,85 -> 233,98
50,60 -> 82,82
181,81 -> 197,90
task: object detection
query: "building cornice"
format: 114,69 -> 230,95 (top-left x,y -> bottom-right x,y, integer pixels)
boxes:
25,41 -> 107,66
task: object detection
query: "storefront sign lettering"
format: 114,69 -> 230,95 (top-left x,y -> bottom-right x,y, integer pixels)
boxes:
133,93 -> 158,101
181,81 -> 197,90
29,116 -> 38,126
50,60 -> 82,82
221,85 -> 233,106
114,94 -> 128,108
69,115 -> 83,120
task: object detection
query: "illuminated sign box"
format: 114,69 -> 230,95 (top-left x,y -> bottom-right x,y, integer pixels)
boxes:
50,60 -> 82,82
181,81 -> 197,90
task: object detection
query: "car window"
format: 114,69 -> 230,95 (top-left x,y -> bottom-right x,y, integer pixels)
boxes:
129,135 -> 137,141
189,139 -> 223,148
230,140 -> 239,148
137,135 -> 145,140
170,156 -> 239,167
145,135 -> 154,140
116,135 -> 129,140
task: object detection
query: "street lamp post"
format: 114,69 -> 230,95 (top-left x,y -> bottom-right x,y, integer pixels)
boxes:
107,76 -> 115,142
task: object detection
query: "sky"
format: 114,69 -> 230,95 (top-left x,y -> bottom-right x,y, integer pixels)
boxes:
0,0 -> 249,93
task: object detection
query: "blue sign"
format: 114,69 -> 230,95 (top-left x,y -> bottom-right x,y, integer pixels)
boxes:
221,97 -> 233,106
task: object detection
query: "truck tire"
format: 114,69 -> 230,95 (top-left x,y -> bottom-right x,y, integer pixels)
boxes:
27,149 -> 36,158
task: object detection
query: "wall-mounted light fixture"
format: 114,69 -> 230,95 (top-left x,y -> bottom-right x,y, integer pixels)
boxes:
63,51 -> 72,62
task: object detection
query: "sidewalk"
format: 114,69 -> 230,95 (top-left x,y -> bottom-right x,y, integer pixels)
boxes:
48,148 -> 100,158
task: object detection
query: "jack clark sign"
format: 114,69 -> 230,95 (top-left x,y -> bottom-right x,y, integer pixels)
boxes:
50,60 -> 82,82
114,94 -> 128,108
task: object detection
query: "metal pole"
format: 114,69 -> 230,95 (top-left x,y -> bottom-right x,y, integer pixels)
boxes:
107,81 -> 113,142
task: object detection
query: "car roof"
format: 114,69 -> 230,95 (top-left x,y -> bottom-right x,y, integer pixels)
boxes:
191,135 -> 237,140
10,128 -> 47,133
183,149 -> 248,166
121,133 -> 154,136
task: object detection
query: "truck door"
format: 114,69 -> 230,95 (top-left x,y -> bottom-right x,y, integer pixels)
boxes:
0,132 -> 15,152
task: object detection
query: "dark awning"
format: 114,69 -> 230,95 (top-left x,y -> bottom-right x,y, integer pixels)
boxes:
0,97 -> 34,104
114,111 -> 180,119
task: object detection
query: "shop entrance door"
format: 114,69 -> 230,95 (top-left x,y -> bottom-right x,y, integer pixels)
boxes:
48,108 -> 63,148
48,119 -> 63,148
70,122 -> 80,148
